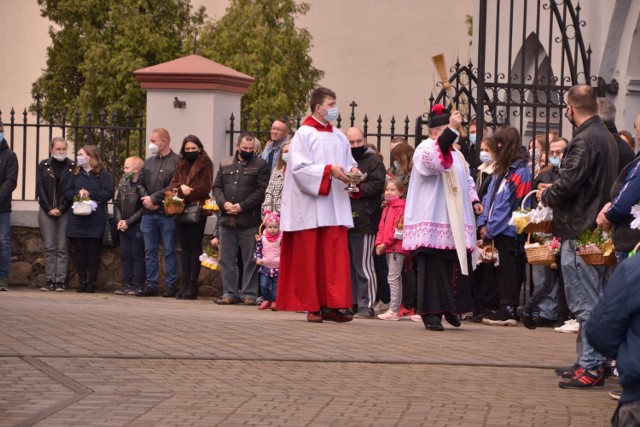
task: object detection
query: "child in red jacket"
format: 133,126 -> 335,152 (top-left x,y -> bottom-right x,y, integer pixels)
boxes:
375,177 -> 410,320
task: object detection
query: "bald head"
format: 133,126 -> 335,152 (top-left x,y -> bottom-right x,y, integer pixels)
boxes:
346,127 -> 366,147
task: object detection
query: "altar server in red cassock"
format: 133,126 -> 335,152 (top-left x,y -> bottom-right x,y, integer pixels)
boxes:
277,87 -> 360,323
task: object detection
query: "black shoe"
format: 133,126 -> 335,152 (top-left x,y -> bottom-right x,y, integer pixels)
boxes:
516,306 -> 537,329
555,363 -> 580,378
466,310 -> 488,323
182,284 -> 198,300
41,280 -> 56,291
443,312 -> 461,327
423,315 -> 444,331
163,289 -> 176,298
55,283 -> 66,292
354,307 -> 375,319
558,367 -> 605,389
136,287 -> 159,297
482,305 -> 517,326
77,281 -> 87,293
85,282 -> 96,293
534,317 -> 558,328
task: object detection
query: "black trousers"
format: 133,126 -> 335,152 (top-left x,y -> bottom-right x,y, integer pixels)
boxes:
73,238 -> 101,282
493,234 -> 526,307
175,215 -> 207,286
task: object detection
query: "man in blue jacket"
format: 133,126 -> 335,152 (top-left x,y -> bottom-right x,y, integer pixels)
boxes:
586,256 -> 640,426
0,122 -> 19,291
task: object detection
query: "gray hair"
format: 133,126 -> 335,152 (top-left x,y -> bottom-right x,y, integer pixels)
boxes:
597,98 -> 616,123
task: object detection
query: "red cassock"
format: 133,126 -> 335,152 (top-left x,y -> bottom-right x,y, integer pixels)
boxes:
276,226 -> 352,311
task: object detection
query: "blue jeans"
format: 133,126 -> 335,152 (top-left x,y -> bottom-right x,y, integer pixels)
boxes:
259,273 -> 278,302
560,239 -> 606,370
140,214 -> 178,290
530,265 -> 559,320
120,223 -> 145,290
219,225 -> 259,300
0,212 -> 10,280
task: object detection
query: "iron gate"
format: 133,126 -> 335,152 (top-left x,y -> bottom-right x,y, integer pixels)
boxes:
426,0 -> 597,149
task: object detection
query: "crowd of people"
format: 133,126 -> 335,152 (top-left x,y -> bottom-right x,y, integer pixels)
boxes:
1,85 -> 640,425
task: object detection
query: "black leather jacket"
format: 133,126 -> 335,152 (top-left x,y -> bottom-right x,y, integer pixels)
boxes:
0,139 -> 18,213
114,179 -> 144,226
137,150 -> 180,214
35,157 -> 75,214
541,116 -> 618,240
349,149 -> 386,235
212,154 -> 269,228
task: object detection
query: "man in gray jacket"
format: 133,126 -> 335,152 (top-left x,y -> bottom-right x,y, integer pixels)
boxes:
0,122 -> 18,291
137,128 -> 180,297
213,132 -> 270,305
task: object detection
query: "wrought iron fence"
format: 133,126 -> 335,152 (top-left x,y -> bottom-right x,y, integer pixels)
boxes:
5,94 -> 429,202
0,95 -> 145,201
226,101 -> 424,157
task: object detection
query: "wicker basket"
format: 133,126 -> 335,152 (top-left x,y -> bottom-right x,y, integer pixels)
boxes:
164,203 -> 185,216
521,190 -> 553,234
477,240 -> 498,264
525,235 -> 556,266
578,249 -> 617,266
72,202 -> 93,216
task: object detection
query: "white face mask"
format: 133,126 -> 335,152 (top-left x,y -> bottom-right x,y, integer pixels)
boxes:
529,150 -> 541,163
148,142 -> 159,156
479,152 -> 493,164
76,155 -> 88,167
282,153 -> 289,164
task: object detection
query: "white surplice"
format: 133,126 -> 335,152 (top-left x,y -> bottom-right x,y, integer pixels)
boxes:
403,137 -> 479,255
280,119 -> 358,232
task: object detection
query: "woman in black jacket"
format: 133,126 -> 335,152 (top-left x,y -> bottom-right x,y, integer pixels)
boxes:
167,135 -> 214,300
36,137 -> 75,292
64,145 -> 114,292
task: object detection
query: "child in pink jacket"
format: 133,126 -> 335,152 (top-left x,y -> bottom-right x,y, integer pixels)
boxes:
375,177 -> 410,320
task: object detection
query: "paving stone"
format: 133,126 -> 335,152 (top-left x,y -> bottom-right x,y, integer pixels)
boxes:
0,289 -> 618,426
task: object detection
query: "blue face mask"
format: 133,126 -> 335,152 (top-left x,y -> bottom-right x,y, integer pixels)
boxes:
479,151 -> 493,164
0,132 -> 4,141
282,153 -> 289,164
76,155 -> 88,167
393,160 -> 401,171
469,134 -> 476,145
324,107 -> 339,122
549,156 -> 561,167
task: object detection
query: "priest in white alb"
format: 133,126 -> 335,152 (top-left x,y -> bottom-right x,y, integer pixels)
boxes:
403,105 -> 483,331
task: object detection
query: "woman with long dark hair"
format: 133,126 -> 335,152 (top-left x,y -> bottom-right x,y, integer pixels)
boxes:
168,135 -> 214,300
64,145 -> 114,292
477,126 -> 532,325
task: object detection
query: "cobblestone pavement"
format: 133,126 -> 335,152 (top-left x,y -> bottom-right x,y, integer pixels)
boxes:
0,289 -> 617,426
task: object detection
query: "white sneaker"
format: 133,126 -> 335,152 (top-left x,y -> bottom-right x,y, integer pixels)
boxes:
410,314 -> 422,322
377,310 -> 400,321
373,301 -> 390,314
554,319 -> 579,333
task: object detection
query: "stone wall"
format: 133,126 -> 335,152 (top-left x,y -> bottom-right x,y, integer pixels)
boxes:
9,226 -> 223,296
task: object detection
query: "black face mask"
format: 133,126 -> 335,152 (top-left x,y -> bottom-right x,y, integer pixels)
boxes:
238,149 -> 254,162
351,146 -> 367,160
184,151 -> 199,162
